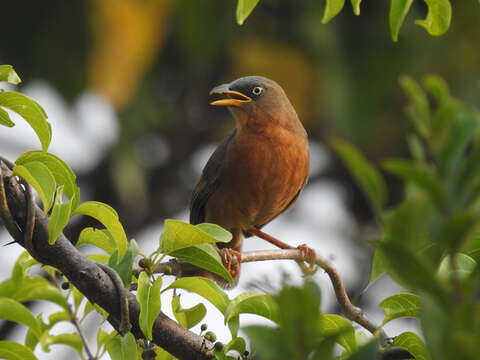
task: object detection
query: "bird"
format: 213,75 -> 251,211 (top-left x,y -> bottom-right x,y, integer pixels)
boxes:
189,76 -> 310,288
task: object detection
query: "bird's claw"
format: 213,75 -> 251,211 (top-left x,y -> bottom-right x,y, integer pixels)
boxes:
219,248 -> 242,278
297,244 -> 317,274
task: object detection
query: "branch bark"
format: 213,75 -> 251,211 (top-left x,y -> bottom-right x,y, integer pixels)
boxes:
0,164 -> 213,360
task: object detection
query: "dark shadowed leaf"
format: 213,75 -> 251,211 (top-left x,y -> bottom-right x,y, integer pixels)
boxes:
332,138 -> 387,215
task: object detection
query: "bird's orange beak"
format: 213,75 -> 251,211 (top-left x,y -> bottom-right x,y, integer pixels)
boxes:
209,84 -> 252,107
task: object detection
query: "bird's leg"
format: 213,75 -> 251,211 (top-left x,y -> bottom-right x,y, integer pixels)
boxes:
247,227 -> 317,273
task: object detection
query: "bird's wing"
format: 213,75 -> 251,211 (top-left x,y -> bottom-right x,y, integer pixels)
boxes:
189,130 -> 236,224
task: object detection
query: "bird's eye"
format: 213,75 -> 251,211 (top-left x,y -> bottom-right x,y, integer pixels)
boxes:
252,86 -> 263,96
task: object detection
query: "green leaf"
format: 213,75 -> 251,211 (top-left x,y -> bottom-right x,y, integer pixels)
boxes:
379,293 -> 421,326
332,138 -> 387,215
16,151 -> 79,211
48,187 -> 72,244
12,277 -> 68,310
43,333 -> 83,356
171,243 -> 233,283
415,0 -> 451,36
242,326 -> 287,359
351,0 -> 362,15
236,0 -> 260,25
369,248 -> 388,284
224,337 -> 247,356
171,295 -> 206,329
389,0 -> 414,41
346,339 -> 378,360
0,91 -> 51,151
400,76 -> 431,139
225,292 -> 278,325
379,242 -> 447,303
0,65 -> 21,84
106,333 -> 138,360
73,201 -> 128,256
159,219 -> 230,254
0,298 -> 41,337
195,223 -> 232,242
0,107 -> 15,127
13,161 -> 56,213
391,332 -> 431,360
437,253 -> 477,282
167,277 -> 230,313
77,228 -> 116,254
322,0 -> 346,24
321,314 -> 356,354
0,341 -> 37,360
136,272 -> 162,340
383,159 -> 445,209
108,240 -> 139,286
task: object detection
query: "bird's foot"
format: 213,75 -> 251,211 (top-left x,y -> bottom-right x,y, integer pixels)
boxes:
219,248 -> 242,278
297,244 -> 317,274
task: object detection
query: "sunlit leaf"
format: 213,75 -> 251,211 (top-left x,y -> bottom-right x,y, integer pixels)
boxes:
332,138 -> 387,215
391,332 -> 431,360
171,295 -> 206,329
77,228 -> 116,254
322,314 -> 356,354
389,0 -> 414,41
0,298 -> 41,337
0,107 -> 14,127
48,186 -> 72,245
73,201 -> 128,256
42,333 -> 83,356
0,91 -> 51,151
437,253 -> 477,282
167,277 -> 230,313
16,151 -> 79,211
322,0 -> 346,24
0,341 -> 37,360
171,243 -> 233,283
379,293 -> 421,326
13,161 -> 56,213
225,292 -> 278,324
415,0 -> 451,36
12,277 -> 68,310
159,219 -> 230,254
195,223 -> 232,243
136,272 -> 162,340
0,65 -> 21,84
236,0 -> 260,25
106,333 -> 138,360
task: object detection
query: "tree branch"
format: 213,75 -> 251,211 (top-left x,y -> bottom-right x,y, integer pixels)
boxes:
0,163 -> 213,360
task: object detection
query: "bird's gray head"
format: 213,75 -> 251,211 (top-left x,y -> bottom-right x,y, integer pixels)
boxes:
209,76 -> 306,136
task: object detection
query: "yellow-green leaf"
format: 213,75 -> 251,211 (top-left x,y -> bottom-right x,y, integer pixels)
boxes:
77,228 -> 116,254
225,292 -> 278,324
167,277 -> 230,313
0,341 -> 37,360
171,295 -> 206,329
0,91 -> 51,151
390,0 -> 414,41
351,0 -> 362,15
136,272 -> 162,340
0,65 -> 21,84
48,186 -> 72,244
106,332 -> 138,360
0,298 -> 41,337
73,201 -> 128,256
0,107 -> 15,127
322,0 -> 346,24
13,161 -> 56,213
236,0 -> 260,25
379,293 -> 421,326
322,314 -> 357,353
415,0 -> 451,36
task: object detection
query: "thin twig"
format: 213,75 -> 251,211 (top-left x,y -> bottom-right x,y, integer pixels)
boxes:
69,303 -> 96,360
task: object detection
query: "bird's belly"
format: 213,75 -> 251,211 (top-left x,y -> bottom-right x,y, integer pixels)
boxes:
206,132 -> 308,230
